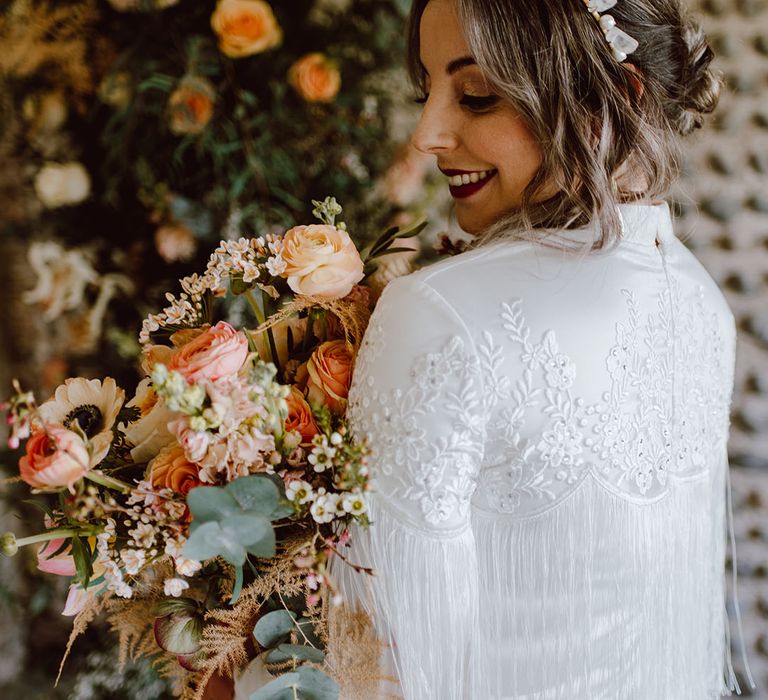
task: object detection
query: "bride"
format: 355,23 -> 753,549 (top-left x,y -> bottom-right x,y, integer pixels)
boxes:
331,0 -> 754,698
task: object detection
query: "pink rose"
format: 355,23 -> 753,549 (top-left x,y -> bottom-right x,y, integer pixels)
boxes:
167,321 -> 248,382
19,425 -> 90,490
37,538 -> 76,577
280,225 -> 364,300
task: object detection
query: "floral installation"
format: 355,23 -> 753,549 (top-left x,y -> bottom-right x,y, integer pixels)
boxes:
1,197 -> 424,699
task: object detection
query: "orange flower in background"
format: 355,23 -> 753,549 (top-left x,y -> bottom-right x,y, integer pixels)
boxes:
155,222 -> 197,262
168,76 -> 216,136
149,443 -> 202,496
288,53 -> 341,103
19,425 -> 91,490
211,0 -> 282,58
298,339 -> 353,414
284,386 -> 320,447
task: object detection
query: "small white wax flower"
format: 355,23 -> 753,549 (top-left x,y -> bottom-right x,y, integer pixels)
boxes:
174,558 -> 202,577
286,480 -> 314,505
342,493 -> 367,516
310,495 -> 337,524
164,578 -> 190,597
330,432 -> 342,446
308,444 -> 337,473
120,548 -> 146,575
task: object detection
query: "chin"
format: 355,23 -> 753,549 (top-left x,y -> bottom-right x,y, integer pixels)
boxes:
456,208 -> 492,237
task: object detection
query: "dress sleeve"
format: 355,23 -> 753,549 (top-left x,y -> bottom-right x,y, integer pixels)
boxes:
339,275 -> 488,699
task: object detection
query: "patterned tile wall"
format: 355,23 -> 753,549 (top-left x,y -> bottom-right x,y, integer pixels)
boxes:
676,0 -> 768,694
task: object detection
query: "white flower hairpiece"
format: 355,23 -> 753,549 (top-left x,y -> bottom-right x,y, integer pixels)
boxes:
582,0 -> 639,63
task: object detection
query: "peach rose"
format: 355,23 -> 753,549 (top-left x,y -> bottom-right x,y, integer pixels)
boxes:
285,386 -> 320,447
37,538 -> 77,577
298,339 -> 353,414
210,0 -> 282,59
167,321 -> 248,382
288,53 -> 341,103
280,224 -> 364,299
168,76 -> 216,136
19,425 -> 90,490
149,444 -> 202,496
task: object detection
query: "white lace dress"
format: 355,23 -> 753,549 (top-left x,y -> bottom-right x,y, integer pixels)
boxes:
332,202 -> 749,700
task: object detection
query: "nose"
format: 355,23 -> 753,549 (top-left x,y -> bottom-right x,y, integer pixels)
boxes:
411,97 -> 459,155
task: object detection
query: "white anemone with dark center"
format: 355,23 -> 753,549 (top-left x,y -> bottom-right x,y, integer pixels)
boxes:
38,377 -> 126,468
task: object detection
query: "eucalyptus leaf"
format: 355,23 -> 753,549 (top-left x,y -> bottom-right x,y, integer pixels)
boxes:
182,521 -> 246,566
226,475 -> 279,516
253,609 -> 296,648
249,666 -> 338,700
186,487 -> 239,522
265,644 -> 325,664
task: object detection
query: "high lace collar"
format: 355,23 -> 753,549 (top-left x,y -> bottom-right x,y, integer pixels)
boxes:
618,201 -> 674,248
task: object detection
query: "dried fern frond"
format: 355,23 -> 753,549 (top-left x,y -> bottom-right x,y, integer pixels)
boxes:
325,604 -> 385,700
0,0 -> 98,97
56,590 -> 113,685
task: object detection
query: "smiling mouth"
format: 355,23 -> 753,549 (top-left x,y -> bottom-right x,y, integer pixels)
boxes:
440,168 -> 498,199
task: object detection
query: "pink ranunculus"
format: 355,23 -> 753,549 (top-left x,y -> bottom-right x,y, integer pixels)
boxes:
297,339 -> 353,414
37,538 -> 76,577
19,425 -> 91,490
167,321 -> 248,383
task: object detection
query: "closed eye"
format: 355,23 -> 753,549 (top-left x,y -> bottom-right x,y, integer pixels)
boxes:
460,94 -> 500,112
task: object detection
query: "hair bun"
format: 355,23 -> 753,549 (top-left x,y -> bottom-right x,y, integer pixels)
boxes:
675,19 -> 722,136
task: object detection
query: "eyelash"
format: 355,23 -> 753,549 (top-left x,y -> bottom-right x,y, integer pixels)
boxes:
412,94 -> 500,113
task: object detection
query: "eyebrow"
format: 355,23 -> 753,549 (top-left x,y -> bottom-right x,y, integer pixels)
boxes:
420,55 -> 477,77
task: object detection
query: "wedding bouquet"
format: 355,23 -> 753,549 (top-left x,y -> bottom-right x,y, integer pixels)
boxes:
1,197 -> 423,699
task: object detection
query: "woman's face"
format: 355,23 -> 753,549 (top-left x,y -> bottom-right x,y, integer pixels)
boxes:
412,0 -> 543,234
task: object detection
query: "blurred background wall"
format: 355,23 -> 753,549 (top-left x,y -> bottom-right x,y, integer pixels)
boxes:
0,0 -> 766,697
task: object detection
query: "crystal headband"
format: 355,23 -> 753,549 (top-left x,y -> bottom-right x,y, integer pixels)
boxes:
582,0 -> 639,63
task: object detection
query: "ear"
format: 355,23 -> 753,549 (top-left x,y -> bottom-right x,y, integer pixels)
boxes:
623,63 -> 645,101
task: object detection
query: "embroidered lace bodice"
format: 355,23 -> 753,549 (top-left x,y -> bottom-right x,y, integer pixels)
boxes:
333,203 -> 739,700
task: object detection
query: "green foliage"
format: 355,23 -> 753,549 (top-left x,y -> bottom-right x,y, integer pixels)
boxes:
253,609 -> 298,647
250,665 -> 339,700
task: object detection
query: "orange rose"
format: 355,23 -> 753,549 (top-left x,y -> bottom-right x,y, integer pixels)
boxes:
168,76 -> 216,136
167,321 -> 249,383
288,53 -> 341,103
280,224 -> 364,299
299,339 -> 353,414
285,386 -> 320,447
19,425 -> 90,490
149,444 -> 202,496
210,0 -> 282,59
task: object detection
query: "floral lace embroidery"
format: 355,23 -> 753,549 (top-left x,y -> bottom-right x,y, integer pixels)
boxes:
348,323 -> 485,526
477,278 -> 730,517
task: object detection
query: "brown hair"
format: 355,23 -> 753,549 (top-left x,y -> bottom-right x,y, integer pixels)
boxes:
407,0 -> 722,249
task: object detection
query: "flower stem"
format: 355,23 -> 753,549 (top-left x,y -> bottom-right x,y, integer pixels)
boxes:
2,526 -> 101,556
85,470 -> 132,493
244,290 -> 273,365
261,288 -> 280,376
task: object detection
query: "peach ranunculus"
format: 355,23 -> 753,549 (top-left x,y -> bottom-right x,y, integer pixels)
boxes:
168,76 -> 216,136
19,425 -> 91,490
167,321 -> 249,383
279,225 -> 364,300
149,443 -> 202,496
298,339 -> 353,414
285,386 -> 320,447
210,0 -> 282,59
288,53 -> 341,103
